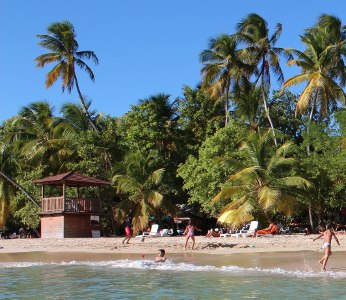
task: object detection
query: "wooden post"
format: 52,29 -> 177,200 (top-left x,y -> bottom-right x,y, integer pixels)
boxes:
63,183 -> 66,211
98,186 -> 101,213
41,185 -> 44,210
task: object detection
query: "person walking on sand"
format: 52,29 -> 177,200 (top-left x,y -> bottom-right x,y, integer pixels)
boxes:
313,224 -> 340,271
122,214 -> 133,244
183,221 -> 202,250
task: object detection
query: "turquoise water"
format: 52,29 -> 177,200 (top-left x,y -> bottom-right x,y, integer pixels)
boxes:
0,259 -> 345,299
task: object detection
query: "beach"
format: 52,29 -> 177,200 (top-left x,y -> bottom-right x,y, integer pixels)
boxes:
1,234 -> 345,255
1,234 -> 346,272
1,235 -> 346,299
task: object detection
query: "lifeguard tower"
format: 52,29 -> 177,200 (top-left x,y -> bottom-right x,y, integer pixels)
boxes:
33,172 -> 110,238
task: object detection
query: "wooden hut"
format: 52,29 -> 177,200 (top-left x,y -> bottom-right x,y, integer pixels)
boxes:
33,172 -> 110,238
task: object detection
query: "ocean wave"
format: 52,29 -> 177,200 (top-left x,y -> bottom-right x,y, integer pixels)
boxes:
1,260 -> 346,279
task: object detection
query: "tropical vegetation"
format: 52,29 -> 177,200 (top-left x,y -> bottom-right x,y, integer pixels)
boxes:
1,14 -> 346,235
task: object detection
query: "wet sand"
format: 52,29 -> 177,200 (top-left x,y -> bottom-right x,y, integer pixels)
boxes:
0,250 -> 345,272
1,234 -> 345,272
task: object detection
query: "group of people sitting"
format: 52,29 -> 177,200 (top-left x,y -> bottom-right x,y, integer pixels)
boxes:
206,221 -> 279,238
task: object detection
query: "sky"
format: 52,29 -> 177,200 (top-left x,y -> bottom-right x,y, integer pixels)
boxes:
1,0 -> 345,123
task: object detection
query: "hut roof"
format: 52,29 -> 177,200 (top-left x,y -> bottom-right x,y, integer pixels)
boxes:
32,172 -> 111,187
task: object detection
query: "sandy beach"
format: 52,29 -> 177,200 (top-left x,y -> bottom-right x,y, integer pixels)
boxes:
1,234 -> 345,255
1,234 -> 346,273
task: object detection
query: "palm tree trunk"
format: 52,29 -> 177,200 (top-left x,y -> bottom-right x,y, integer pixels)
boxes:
224,81 -> 232,126
0,172 -> 40,208
306,95 -> 316,156
261,81 -> 278,147
225,90 -> 229,125
306,94 -> 317,231
73,74 -> 99,132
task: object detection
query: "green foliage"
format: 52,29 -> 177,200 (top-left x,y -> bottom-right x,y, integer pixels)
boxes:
177,121 -> 247,214
298,121 -> 346,223
113,151 -> 165,232
12,169 -> 42,229
213,133 -> 312,228
177,85 -> 224,154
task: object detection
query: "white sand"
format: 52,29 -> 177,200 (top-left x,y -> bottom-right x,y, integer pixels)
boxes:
1,234 -> 345,255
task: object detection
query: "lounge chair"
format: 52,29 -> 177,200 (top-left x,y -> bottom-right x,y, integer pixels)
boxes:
160,229 -> 169,237
240,221 -> 259,237
136,224 -> 161,238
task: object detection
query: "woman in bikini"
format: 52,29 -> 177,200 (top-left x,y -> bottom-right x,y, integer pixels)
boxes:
183,221 -> 202,250
313,224 -> 340,271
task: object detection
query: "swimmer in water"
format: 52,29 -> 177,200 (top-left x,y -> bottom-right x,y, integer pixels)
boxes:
155,249 -> 166,263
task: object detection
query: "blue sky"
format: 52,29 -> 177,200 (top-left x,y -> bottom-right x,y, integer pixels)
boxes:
1,0 -> 345,122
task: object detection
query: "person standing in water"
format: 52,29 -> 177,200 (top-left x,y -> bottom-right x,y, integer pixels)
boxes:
183,220 -> 202,250
313,224 -> 340,271
122,214 -> 133,244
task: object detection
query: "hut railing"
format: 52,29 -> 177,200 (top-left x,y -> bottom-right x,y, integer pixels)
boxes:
41,196 -> 101,213
42,196 -> 64,212
65,197 -> 100,213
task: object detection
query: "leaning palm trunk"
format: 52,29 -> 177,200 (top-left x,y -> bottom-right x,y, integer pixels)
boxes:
225,90 -> 229,125
74,74 -> 98,132
0,172 -> 40,208
261,80 -> 278,147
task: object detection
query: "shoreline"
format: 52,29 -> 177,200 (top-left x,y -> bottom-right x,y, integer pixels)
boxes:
1,235 -> 345,272
1,234 -> 345,255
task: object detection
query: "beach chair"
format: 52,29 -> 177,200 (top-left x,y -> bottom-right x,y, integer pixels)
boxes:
240,221 -> 259,237
160,229 -> 169,237
136,224 -> 161,238
149,224 -> 161,237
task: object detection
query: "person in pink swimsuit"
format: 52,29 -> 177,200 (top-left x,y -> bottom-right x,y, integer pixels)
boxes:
183,221 -> 202,250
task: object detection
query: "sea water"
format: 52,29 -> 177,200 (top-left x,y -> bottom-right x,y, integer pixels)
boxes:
0,259 -> 345,300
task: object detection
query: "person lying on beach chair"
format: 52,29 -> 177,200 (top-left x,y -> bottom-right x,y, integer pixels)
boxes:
254,222 -> 278,237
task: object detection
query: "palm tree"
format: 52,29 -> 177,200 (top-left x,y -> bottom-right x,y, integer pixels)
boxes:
13,102 -> 76,173
60,101 -> 104,133
236,13 -> 292,146
200,34 -> 252,125
113,151 -> 165,233
281,16 -> 346,229
35,21 -> 99,131
282,16 -> 346,122
212,133 -> 311,228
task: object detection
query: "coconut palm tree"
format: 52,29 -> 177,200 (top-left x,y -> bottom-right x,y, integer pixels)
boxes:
200,34 -> 253,125
113,151 -> 165,233
60,101 -> 104,133
212,133 -> 312,228
35,21 -> 99,131
236,13 -> 292,146
13,102 -> 76,173
282,15 -> 346,122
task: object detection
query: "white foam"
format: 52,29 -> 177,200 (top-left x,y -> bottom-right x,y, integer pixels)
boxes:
1,260 -> 345,279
